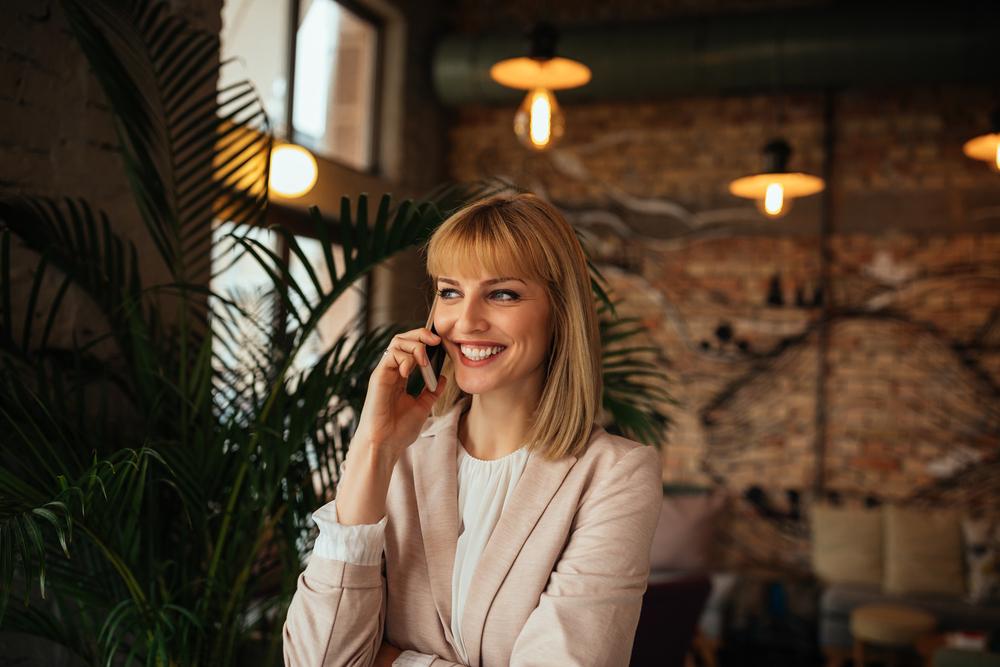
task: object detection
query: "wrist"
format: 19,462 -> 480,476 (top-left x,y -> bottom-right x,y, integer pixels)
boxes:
335,440 -> 397,526
349,437 -> 399,476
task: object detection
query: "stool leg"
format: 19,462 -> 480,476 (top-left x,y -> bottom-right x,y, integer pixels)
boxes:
853,639 -> 865,667
823,645 -> 850,667
693,634 -> 718,667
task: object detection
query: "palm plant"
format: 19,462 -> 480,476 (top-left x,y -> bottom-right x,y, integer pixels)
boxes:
0,1 -> 673,665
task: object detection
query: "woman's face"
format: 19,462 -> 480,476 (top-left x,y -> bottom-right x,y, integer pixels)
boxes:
433,269 -> 552,398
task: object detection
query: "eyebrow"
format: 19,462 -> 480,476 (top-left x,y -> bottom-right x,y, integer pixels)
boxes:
437,277 -> 526,286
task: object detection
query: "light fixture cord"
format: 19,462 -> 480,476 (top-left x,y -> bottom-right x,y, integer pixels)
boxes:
768,17 -> 788,138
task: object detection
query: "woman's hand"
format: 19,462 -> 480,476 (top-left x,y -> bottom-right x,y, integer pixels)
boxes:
351,327 -> 447,462
373,640 -> 403,667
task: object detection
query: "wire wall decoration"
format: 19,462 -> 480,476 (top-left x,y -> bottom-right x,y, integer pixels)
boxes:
460,126 -> 1000,567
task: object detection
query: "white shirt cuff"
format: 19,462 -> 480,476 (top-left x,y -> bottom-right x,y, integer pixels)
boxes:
392,650 -> 438,667
310,499 -> 387,566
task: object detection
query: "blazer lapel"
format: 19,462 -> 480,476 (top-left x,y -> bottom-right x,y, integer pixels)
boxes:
459,447 -> 579,667
412,400 -> 466,647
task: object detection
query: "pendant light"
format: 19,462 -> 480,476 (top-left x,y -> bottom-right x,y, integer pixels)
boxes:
729,139 -> 824,219
489,22 -> 590,152
269,142 -> 318,198
962,108 -> 1000,172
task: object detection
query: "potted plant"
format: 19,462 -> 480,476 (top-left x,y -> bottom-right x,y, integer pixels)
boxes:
0,1 -> 672,664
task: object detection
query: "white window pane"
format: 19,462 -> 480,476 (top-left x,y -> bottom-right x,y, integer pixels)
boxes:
287,236 -> 365,376
221,0 -> 289,135
209,220 -> 279,417
293,0 -> 378,170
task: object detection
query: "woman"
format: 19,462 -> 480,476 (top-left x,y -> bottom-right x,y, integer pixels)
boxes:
283,192 -> 662,667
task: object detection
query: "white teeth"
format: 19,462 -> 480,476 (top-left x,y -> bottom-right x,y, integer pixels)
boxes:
460,344 -> 505,361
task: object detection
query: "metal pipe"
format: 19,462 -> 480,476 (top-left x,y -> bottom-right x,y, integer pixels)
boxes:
433,4 -> 998,105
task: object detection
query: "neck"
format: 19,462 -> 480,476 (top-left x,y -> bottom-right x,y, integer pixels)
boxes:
459,371 -> 544,460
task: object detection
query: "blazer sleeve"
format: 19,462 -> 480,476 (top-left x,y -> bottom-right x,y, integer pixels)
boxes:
507,444 -> 663,667
283,501 -> 389,667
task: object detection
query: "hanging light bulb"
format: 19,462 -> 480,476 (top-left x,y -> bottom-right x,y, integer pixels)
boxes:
490,22 -> 590,152
269,143 -> 318,198
962,107 -> 1000,172
514,88 -> 565,151
761,182 -> 788,218
730,139 -> 824,219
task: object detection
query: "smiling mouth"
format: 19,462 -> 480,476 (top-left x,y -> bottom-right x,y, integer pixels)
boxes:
459,344 -> 507,361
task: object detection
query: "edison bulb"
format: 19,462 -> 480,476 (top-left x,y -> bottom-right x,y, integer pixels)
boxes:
756,182 -> 792,218
995,142 -> 1000,171
513,88 -> 565,151
270,143 -> 318,198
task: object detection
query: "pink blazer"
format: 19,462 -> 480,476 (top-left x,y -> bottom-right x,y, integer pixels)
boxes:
283,399 -> 663,666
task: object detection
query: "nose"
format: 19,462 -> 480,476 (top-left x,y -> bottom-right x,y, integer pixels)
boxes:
452,295 -> 489,335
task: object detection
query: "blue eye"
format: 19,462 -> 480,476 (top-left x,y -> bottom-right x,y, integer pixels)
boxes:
435,288 -> 520,302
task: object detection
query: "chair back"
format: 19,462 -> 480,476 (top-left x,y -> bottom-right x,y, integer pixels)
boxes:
630,573 -> 712,667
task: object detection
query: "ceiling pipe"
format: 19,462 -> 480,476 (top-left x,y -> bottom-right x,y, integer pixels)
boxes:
432,4 -> 999,106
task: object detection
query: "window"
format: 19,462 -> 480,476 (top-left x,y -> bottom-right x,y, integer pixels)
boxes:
286,234 -> 365,377
215,1 -> 377,388
293,1 -> 379,171
220,0 -> 381,172
220,0 -> 290,133
209,221 -> 278,419
210,220 -> 367,397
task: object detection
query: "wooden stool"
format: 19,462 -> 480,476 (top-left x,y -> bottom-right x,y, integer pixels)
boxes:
850,604 -> 937,667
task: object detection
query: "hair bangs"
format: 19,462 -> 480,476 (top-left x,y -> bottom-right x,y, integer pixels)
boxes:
425,208 -> 547,284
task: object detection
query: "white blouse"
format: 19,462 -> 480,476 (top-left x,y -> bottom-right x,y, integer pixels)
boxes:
311,438 -> 530,667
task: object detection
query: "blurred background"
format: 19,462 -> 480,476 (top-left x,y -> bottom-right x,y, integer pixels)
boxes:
2,0 -> 999,665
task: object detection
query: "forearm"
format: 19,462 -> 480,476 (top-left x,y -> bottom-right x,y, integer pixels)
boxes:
283,557 -> 386,667
335,439 -> 397,525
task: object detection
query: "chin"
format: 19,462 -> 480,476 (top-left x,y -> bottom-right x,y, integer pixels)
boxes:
454,375 -> 499,396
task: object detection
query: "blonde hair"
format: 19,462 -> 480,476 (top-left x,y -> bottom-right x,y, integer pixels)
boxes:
423,192 -> 601,460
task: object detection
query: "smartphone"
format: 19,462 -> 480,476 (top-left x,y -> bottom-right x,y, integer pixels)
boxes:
416,297 -> 445,393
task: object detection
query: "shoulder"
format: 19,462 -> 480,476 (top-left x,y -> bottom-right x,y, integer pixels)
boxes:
578,425 -> 661,470
557,428 -> 663,543
570,426 -> 662,498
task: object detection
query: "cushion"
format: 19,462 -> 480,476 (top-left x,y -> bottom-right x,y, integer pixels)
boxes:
810,503 -> 883,587
850,603 -> 937,645
649,488 -> 727,572
933,648 -> 1000,667
821,583 -> 1000,633
885,505 -> 965,596
962,516 -> 1000,605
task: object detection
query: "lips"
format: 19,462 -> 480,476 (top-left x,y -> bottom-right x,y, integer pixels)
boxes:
453,342 -> 508,367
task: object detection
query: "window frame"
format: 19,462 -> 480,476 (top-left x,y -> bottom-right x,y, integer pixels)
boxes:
284,0 -> 385,176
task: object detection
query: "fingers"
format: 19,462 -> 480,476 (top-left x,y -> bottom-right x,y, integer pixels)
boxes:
393,339 -> 429,367
383,328 -> 441,373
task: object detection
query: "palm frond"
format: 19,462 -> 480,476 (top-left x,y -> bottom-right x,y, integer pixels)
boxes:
0,201 -> 146,356
58,0 -> 270,286
0,0 -> 674,662
598,300 -> 676,445
0,446 -> 164,624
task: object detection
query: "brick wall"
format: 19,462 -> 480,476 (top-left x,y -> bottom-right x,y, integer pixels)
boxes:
446,75 -> 1000,568
1,0 -> 224,358
0,0 -> 222,265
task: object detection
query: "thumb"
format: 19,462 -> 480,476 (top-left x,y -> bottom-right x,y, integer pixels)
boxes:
419,374 -> 447,405
432,374 -> 448,395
